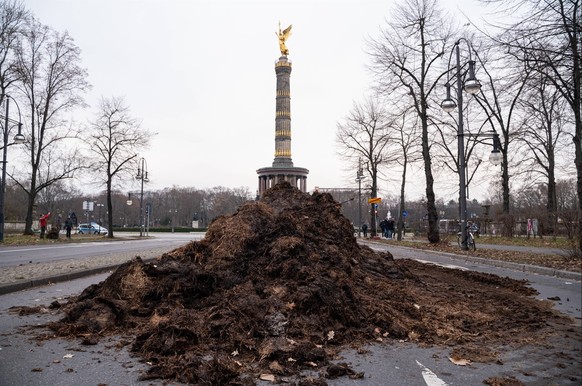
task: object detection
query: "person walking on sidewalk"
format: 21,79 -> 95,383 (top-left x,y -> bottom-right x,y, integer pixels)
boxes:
386,219 -> 395,239
39,212 -> 51,239
64,216 -> 73,239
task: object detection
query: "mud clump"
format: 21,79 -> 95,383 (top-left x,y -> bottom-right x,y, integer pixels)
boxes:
47,182 -> 567,385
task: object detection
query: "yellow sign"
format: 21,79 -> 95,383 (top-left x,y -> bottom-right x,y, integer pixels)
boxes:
368,197 -> 381,204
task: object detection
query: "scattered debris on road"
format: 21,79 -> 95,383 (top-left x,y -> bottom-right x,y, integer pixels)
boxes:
14,182 -> 578,385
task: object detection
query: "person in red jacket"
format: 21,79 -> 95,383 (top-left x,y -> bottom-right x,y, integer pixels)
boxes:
39,212 -> 51,239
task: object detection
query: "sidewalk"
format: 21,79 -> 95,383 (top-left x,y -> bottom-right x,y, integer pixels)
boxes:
0,245 -> 175,295
361,238 -> 581,281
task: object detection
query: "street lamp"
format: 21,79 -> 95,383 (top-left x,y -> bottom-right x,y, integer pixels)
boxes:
356,158 -> 365,237
489,133 -> 503,165
0,95 -> 26,243
170,208 -> 177,233
441,39 -> 482,250
136,158 -> 149,237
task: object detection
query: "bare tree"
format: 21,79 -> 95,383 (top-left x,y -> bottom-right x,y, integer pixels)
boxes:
482,0 -> 581,249
0,0 -> 27,98
13,18 -> 90,234
86,96 -> 151,238
163,186 -> 206,228
0,0 -> 27,241
367,0 -> 454,243
521,77 -> 571,209
336,97 -> 395,236
471,45 -> 533,236
519,77 -> 573,237
205,186 -> 252,221
392,108 -> 422,240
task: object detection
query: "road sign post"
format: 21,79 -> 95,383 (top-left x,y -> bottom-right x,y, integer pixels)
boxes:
367,197 -> 382,237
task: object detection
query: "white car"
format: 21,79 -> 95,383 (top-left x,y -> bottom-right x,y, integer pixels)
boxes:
77,222 -> 108,235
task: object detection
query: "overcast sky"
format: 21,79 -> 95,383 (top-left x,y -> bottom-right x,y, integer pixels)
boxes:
23,0 -> 487,199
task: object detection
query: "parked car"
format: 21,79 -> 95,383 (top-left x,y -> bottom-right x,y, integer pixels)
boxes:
77,222 -> 108,235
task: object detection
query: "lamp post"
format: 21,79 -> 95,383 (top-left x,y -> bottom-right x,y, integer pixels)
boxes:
0,95 -> 26,243
135,158 -> 149,237
441,39 -> 482,250
125,193 -> 133,228
356,157 -> 365,237
170,208 -> 177,233
96,203 -> 104,225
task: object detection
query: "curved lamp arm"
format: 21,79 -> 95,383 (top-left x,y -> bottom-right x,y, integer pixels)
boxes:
3,95 -> 25,143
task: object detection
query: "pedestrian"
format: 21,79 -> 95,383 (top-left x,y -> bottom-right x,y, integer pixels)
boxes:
64,216 -> 72,239
362,223 -> 368,238
39,212 -> 51,239
386,219 -> 395,239
379,219 -> 388,238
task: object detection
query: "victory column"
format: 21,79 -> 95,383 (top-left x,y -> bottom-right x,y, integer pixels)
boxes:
257,23 -> 309,196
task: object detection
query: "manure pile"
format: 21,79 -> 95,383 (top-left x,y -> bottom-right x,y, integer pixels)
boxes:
47,182 -> 564,385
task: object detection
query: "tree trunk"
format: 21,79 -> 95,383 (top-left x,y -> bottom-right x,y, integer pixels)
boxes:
397,158 -> 407,241
574,130 -> 582,253
421,117 -> 439,243
24,193 -> 36,235
501,133 -> 512,237
573,79 -> 582,253
106,178 -> 114,238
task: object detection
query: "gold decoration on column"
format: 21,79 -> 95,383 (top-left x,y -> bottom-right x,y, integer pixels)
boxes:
276,23 -> 292,56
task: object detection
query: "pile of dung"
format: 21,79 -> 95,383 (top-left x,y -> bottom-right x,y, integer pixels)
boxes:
46,182 -> 565,385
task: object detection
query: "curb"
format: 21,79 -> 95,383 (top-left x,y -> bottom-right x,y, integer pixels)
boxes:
361,240 -> 582,282
0,265 -> 117,296
0,258 -> 157,296
454,253 -> 581,281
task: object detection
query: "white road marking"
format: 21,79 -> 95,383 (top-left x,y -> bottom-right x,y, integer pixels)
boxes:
416,360 -> 449,386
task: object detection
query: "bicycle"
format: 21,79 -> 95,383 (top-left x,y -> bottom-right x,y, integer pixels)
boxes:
457,225 -> 477,251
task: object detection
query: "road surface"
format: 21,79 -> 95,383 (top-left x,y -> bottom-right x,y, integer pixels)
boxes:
0,232 -> 201,267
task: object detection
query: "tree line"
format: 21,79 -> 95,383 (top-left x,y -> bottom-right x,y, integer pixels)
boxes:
4,182 -> 253,231
1,0 -> 580,252
335,0 -> 580,253
0,0 -> 154,238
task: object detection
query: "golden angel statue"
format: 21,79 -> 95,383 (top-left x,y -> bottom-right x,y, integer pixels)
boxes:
277,22 -> 292,56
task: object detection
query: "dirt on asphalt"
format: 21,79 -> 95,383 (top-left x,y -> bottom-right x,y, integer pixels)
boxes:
14,182 -> 581,385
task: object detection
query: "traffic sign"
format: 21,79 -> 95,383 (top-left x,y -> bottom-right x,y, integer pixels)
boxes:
368,197 -> 381,204
402,210 -> 408,217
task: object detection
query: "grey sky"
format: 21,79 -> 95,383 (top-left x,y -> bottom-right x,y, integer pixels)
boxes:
23,0 -> 485,199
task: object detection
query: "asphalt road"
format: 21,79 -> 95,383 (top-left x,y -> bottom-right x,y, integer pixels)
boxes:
0,239 -> 580,385
0,232 -> 202,267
